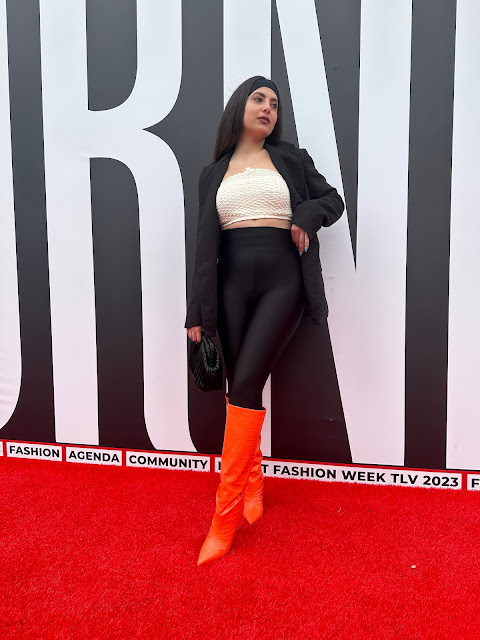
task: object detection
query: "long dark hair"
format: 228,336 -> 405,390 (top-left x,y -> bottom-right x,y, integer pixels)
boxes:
211,75 -> 283,163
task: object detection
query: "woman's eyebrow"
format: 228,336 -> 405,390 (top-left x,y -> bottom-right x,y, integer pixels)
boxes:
252,92 -> 278,101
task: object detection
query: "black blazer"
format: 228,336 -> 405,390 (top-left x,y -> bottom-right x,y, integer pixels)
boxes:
185,139 -> 345,338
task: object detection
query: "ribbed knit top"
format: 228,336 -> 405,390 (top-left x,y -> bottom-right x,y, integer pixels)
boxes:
216,167 -> 293,230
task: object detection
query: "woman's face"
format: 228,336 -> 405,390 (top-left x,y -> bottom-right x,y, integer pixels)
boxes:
243,86 -> 278,138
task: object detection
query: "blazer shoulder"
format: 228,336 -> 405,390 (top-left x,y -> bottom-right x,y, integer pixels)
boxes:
200,163 -> 215,175
197,164 -> 216,188
269,140 -> 306,166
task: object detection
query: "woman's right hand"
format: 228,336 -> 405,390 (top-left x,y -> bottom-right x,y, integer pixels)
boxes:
186,325 -> 202,343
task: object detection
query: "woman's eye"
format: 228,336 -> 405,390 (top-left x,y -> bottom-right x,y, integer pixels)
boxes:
254,97 -> 278,108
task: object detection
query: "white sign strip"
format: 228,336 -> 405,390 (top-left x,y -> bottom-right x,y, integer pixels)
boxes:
66,446 -> 122,466
6,442 -> 63,461
126,451 -> 210,472
214,457 -> 461,489
467,475 -> 480,491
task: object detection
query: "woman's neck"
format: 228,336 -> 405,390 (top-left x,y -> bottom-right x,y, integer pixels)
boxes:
233,135 -> 266,161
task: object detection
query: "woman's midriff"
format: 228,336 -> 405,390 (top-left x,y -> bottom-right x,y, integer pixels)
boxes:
221,218 -> 292,231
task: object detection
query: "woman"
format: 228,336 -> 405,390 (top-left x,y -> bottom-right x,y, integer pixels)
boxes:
185,76 -> 344,566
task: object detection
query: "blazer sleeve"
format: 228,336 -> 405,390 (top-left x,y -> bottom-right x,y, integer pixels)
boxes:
291,147 -> 345,237
184,166 -> 210,329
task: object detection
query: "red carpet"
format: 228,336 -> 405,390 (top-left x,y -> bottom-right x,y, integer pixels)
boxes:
1,456 -> 479,639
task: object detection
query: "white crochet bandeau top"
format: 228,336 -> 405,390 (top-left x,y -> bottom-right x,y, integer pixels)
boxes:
216,167 -> 293,230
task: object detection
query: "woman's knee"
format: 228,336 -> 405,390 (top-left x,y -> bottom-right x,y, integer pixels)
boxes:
227,378 -> 263,410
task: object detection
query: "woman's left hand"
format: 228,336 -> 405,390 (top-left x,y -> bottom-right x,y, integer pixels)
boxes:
291,223 -> 310,256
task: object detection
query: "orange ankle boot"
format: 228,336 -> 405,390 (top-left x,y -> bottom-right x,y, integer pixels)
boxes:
226,394 -> 265,525
197,398 -> 266,566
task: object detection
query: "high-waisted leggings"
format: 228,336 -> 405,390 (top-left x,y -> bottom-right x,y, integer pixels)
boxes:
217,226 -> 306,410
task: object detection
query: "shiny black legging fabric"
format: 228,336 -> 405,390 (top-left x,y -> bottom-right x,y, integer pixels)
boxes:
217,227 -> 306,410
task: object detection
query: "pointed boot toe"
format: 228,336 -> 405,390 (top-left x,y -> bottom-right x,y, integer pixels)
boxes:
197,500 -> 243,566
197,529 -> 233,566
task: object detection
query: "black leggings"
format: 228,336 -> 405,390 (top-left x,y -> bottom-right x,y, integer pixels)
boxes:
217,227 -> 306,410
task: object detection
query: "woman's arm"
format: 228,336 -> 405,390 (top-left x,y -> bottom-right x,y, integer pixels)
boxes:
184,165 -> 210,332
291,148 -> 345,238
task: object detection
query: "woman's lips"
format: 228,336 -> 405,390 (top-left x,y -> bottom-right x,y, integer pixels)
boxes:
258,116 -> 270,123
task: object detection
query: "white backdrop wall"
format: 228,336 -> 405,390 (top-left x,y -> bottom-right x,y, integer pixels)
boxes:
1,0 -> 478,472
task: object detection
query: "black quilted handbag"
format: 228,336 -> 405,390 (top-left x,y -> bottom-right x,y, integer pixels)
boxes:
187,331 -> 223,392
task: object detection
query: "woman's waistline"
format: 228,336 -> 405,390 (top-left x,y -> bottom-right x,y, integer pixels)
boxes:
219,226 -> 294,248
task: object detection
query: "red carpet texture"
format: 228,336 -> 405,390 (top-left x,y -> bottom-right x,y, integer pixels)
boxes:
1,456 -> 480,640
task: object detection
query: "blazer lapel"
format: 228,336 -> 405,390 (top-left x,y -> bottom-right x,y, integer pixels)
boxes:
264,141 -> 305,207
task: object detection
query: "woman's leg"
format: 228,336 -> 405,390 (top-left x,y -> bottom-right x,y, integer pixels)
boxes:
216,240 -> 256,389
226,283 -> 305,409
220,229 -> 306,410
197,228 -> 304,565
